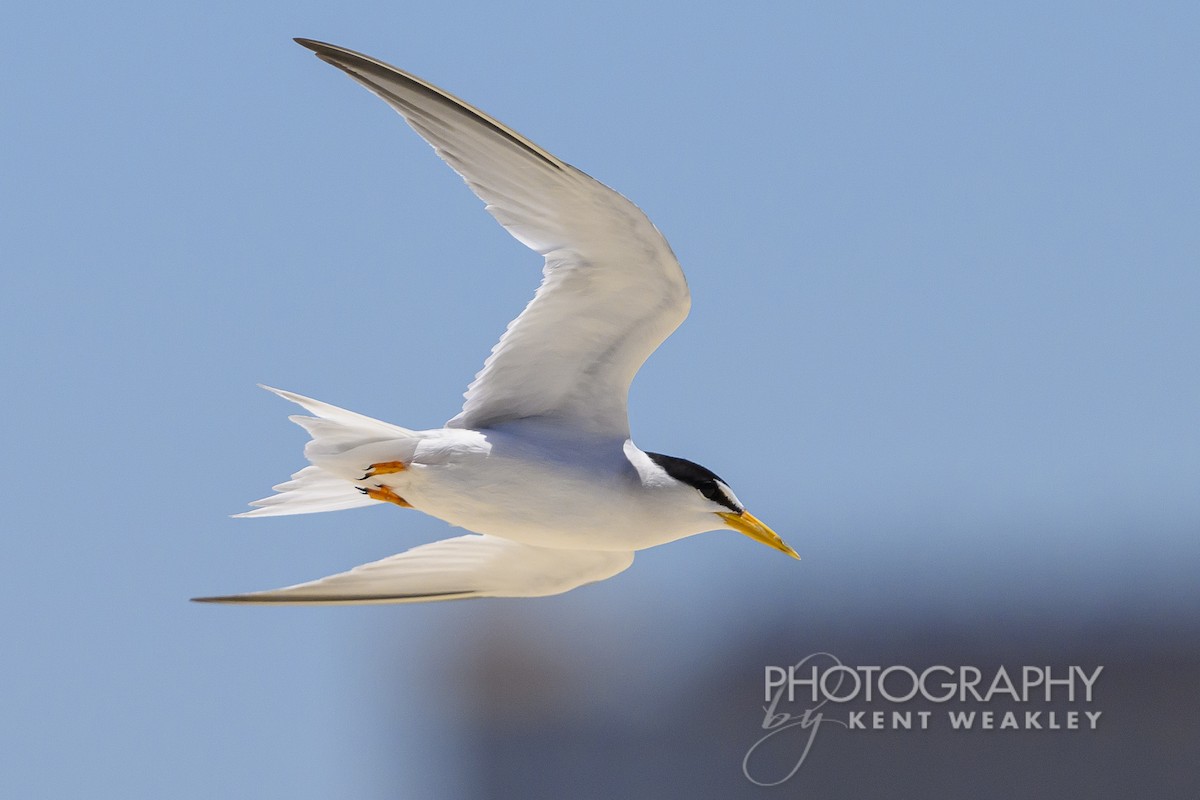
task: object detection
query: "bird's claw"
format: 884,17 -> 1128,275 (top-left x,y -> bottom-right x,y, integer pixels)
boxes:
358,483 -> 412,508
359,460 -> 408,480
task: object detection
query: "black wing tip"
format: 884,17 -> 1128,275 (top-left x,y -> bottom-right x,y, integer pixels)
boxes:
292,39 -> 392,86
294,38 -> 369,66
191,591 -> 480,605
294,39 -> 360,68
191,595 -> 246,604
294,37 -> 332,53
289,37 -> 566,174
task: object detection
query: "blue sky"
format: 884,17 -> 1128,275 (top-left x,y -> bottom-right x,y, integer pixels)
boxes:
3,2 -> 1198,797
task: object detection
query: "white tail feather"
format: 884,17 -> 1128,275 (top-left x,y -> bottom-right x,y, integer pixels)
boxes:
236,386 -> 419,517
236,465 -> 371,517
259,385 -> 413,436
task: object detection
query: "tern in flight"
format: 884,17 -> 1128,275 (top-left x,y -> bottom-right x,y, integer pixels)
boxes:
194,39 -> 799,605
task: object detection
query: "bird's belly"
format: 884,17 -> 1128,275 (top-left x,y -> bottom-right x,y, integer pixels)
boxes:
385,451 -> 691,551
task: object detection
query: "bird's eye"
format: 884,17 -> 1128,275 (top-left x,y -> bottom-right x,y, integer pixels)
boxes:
703,481 -> 742,513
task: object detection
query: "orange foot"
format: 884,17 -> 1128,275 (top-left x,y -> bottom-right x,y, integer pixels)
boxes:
358,484 -> 412,508
360,460 -> 408,480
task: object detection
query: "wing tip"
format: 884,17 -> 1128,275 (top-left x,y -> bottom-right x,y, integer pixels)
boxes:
290,37 -> 569,175
190,591 -> 481,605
294,37 -> 332,54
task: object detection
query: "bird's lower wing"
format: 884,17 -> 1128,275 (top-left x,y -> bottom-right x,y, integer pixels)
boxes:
193,534 -> 634,605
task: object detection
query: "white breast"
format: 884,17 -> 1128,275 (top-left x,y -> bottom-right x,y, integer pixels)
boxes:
374,424 -> 710,551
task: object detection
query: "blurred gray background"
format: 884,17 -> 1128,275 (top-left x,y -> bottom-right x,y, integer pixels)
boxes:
3,1 -> 1197,797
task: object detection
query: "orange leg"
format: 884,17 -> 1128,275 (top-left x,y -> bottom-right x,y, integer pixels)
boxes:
360,461 -> 408,480
359,484 -> 412,508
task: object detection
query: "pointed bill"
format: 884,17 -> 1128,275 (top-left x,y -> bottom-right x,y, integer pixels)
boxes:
718,511 -> 800,559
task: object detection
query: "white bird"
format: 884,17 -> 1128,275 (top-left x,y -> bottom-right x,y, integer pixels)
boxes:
194,39 -> 798,605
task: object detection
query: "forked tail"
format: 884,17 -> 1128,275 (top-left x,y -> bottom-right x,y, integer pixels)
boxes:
235,386 -> 418,518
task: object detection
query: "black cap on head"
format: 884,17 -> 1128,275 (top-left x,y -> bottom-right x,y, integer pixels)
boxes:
645,452 -> 743,514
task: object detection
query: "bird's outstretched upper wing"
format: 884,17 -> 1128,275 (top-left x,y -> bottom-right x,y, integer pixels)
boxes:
295,40 -> 690,437
192,534 -> 634,605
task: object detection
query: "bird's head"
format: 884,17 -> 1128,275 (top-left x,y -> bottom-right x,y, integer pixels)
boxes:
644,452 -> 799,559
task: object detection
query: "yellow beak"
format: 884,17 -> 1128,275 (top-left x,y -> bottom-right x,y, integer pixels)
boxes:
718,510 -> 800,559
